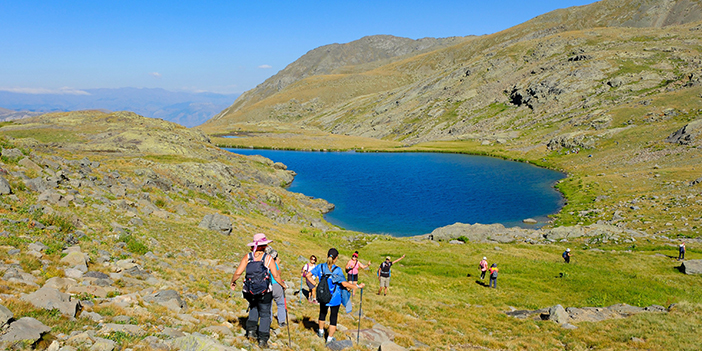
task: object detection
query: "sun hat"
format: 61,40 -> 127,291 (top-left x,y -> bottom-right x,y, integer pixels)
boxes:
566,248 -> 571,252
386,256 -> 391,260
247,233 -> 272,252
483,257 -> 487,260
328,248 -> 339,259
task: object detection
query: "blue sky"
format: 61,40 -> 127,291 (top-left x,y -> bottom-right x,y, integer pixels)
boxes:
0,0 -> 598,95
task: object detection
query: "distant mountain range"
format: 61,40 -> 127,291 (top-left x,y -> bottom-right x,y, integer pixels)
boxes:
0,88 -> 238,127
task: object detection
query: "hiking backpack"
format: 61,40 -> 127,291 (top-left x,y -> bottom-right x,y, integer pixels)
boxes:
316,266 -> 334,305
243,253 -> 271,295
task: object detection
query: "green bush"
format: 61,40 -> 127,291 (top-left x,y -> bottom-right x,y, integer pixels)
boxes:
119,234 -> 149,255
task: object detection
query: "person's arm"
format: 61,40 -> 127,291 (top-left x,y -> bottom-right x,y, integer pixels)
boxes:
392,254 -> 406,264
268,258 -> 287,290
230,255 -> 249,290
341,281 -> 365,291
359,261 -> 370,269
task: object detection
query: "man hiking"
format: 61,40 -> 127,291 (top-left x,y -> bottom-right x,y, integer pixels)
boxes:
377,254 -> 405,296
479,257 -> 488,280
488,263 -> 498,289
563,248 -> 572,263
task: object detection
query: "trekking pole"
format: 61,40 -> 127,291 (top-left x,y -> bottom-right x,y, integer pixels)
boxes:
356,287 -> 363,345
299,276 -> 303,304
283,289 -> 292,348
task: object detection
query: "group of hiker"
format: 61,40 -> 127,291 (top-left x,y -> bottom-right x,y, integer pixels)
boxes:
230,233 -> 404,348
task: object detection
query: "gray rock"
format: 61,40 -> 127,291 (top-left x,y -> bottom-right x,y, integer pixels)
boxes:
0,304 -> 13,328
378,341 -> 408,350
89,337 -> 116,351
681,259 -> 702,275
146,290 -> 187,312
666,119 -> 702,145
357,327 -> 394,348
327,339 -> 354,350
0,317 -> 51,344
21,286 -> 81,317
168,334 -> 234,351
522,218 -> 537,224
1,148 -> 23,159
28,242 -> 49,252
98,323 -> 146,336
548,304 -> 570,324
0,176 -> 12,195
84,271 -> 110,279
198,213 -> 233,235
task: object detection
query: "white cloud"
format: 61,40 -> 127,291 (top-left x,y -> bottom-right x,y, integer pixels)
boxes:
149,72 -> 162,79
0,87 -> 91,95
257,64 -> 272,69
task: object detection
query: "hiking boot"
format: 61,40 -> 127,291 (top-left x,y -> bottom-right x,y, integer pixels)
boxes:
246,330 -> 258,341
326,336 -> 336,343
258,339 -> 269,349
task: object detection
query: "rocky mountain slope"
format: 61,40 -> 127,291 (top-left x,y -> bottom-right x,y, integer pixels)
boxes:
201,0 -> 702,238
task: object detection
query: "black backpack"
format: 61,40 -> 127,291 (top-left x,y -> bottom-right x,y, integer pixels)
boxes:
243,253 -> 271,295
316,266 -> 334,305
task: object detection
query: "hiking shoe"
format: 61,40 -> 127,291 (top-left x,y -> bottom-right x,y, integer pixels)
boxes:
258,339 -> 269,349
326,336 -> 336,343
312,299 -> 319,304
317,329 -> 324,339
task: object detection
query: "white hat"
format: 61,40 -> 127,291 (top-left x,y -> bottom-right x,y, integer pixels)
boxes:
566,248 -> 571,252
483,257 -> 487,260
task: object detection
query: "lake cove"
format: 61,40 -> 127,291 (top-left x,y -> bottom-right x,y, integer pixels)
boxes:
226,148 -> 565,237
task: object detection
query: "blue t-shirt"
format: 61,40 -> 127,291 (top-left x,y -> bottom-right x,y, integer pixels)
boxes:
271,262 -> 279,285
310,264 -> 346,306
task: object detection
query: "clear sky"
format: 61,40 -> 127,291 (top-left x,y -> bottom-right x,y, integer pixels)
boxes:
0,0 -> 598,95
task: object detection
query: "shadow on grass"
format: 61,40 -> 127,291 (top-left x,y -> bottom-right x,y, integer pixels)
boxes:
299,316 -> 320,331
475,280 -> 489,288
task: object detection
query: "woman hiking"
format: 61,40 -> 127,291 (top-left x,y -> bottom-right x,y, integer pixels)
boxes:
306,248 -> 364,344
345,251 -> 370,295
301,255 -> 318,303
479,257 -> 488,280
230,233 -> 286,348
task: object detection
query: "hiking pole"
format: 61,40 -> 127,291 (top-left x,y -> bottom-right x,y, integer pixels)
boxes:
283,289 -> 291,348
299,276 -> 303,304
356,287 -> 364,345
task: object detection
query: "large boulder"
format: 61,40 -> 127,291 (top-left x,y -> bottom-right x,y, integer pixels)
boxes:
327,339 -> 354,350
548,305 -> 570,324
198,214 -> 233,235
60,251 -> 88,267
145,290 -> 187,313
21,286 -> 82,317
0,176 -> 12,195
681,260 -> 702,275
0,304 -> 13,328
0,317 -> 51,345
427,222 -> 534,243
666,120 -> 702,145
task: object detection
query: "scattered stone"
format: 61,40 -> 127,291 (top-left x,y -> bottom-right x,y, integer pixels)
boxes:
0,176 -> 12,195
548,305 -> 570,324
198,213 -> 233,235
146,290 -> 187,313
89,337 -> 116,351
327,339 -> 354,350
60,251 -> 88,267
21,286 -> 82,317
98,323 -> 147,336
681,260 -> 702,275
0,304 -> 13,327
168,334 -> 233,351
523,218 -> 537,224
0,317 -> 51,345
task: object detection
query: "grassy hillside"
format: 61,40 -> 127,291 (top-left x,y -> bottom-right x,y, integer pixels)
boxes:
1,111 -> 701,350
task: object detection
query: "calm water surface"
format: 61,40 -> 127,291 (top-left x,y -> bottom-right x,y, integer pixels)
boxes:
226,148 -> 565,237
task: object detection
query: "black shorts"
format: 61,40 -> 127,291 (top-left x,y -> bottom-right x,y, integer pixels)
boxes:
347,273 -> 358,282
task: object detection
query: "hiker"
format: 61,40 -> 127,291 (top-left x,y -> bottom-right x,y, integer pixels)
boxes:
563,248 -> 572,263
479,257 -> 488,279
230,233 -> 286,348
377,254 -> 405,296
345,251 -> 371,295
266,248 -> 287,327
488,263 -> 498,289
301,255 -> 318,303
679,243 -> 686,260
306,248 -> 364,344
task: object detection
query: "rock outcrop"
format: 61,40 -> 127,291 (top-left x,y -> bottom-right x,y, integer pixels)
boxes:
681,259 -> 702,275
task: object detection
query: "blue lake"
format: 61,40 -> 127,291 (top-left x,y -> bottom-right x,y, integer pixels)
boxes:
226,148 -> 565,237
